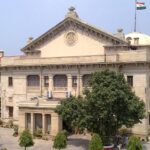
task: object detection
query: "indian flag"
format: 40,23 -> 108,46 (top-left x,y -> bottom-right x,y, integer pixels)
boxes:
136,2 -> 146,10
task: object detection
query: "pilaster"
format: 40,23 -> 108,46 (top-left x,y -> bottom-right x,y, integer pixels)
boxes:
31,113 -> 34,134
67,74 -> 72,93
48,74 -> 53,91
51,113 -> 62,136
42,114 -> 46,134
77,74 -> 82,96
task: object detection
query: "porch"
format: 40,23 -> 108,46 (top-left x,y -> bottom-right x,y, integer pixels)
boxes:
18,99 -> 62,136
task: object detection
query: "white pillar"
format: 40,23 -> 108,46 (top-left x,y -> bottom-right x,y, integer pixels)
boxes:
49,74 -> 53,91
67,74 -> 72,93
42,114 -> 45,134
31,113 -> 34,134
77,75 -> 82,96
51,113 -> 62,136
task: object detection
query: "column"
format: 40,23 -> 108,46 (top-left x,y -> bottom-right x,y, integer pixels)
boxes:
48,74 -> 53,98
51,113 -> 62,136
67,74 -> 72,93
77,75 -> 82,96
49,74 -> 53,91
31,113 -> 34,134
18,111 -> 25,133
42,114 -> 46,134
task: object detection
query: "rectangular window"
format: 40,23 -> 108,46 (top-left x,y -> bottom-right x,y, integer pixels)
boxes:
27,75 -> 40,87
72,76 -> 77,87
127,76 -> 133,87
8,107 -> 13,118
44,76 -> 49,87
8,77 -> 13,87
25,113 -> 31,129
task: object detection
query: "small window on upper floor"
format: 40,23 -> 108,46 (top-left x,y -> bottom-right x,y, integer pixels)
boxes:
44,76 -> 49,87
82,74 -> 92,87
127,76 -> 133,87
27,75 -> 40,87
8,77 -> 13,87
134,38 -> 139,45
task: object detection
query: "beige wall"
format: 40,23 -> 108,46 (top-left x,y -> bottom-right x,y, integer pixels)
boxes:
122,66 -> 149,135
39,29 -> 109,58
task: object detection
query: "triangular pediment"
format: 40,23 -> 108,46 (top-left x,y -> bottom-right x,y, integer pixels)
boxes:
21,17 -> 127,53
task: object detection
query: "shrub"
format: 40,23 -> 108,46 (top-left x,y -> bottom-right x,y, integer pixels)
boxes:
34,128 -> 42,138
19,129 -> 34,150
127,136 -> 142,150
89,133 -> 103,150
53,131 -> 67,150
61,130 -> 68,138
0,148 -> 8,150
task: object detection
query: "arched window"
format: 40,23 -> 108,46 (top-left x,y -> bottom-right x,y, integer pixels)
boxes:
82,74 -> 91,87
53,75 -> 67,87
27,75 -> 40,87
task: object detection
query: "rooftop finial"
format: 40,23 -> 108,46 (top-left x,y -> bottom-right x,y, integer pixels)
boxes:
65,6 -> 79,19
69,6 -> 75,12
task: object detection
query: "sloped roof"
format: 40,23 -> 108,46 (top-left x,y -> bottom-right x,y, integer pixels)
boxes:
21,14 -> 127,52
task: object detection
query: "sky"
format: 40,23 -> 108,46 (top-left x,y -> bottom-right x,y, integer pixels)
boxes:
0,0 -> 150,56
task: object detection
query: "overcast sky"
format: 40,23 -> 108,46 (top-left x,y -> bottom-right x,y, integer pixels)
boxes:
0,0 -> 150,56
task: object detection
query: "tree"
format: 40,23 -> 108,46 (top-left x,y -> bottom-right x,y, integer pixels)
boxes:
55,96 -> 86,133
127,136 -> 142,150
19,130 -> 34,150
84,70 -> 145,145
89,133 -> 103,150
55,70 -> 145,145
53,131 -> 67,150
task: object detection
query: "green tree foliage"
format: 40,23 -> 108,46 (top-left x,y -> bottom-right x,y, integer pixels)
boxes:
89,133 -> 103,150
84,70 -> 145,144
55,70 -> 145,145
53,131 -> 67,150
127,136 -> 142,150
55,96 -> 86,133
19,130 -> 34,150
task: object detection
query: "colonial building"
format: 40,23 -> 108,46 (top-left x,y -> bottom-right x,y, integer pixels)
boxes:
0,7 -> 150,136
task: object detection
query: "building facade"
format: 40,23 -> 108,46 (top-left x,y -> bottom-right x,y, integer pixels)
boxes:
0,7 -> 150,136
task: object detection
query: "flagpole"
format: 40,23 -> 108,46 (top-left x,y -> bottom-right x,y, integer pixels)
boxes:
134,0 -> 137,32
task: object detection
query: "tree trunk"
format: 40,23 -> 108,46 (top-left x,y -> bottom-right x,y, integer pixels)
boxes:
25,147 -> 26,150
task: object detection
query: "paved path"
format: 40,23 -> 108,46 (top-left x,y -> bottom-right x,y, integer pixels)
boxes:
0,127 -> 150,150
0,128 -> 89,150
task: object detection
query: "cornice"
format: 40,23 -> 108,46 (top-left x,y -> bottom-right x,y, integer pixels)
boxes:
0,61 -> 149,71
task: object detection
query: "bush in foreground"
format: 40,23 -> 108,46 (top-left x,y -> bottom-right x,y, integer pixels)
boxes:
53,131 -> 67,150
127,136 -> 142,150
89,133 -> 103,150
19,129 -> 34,150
